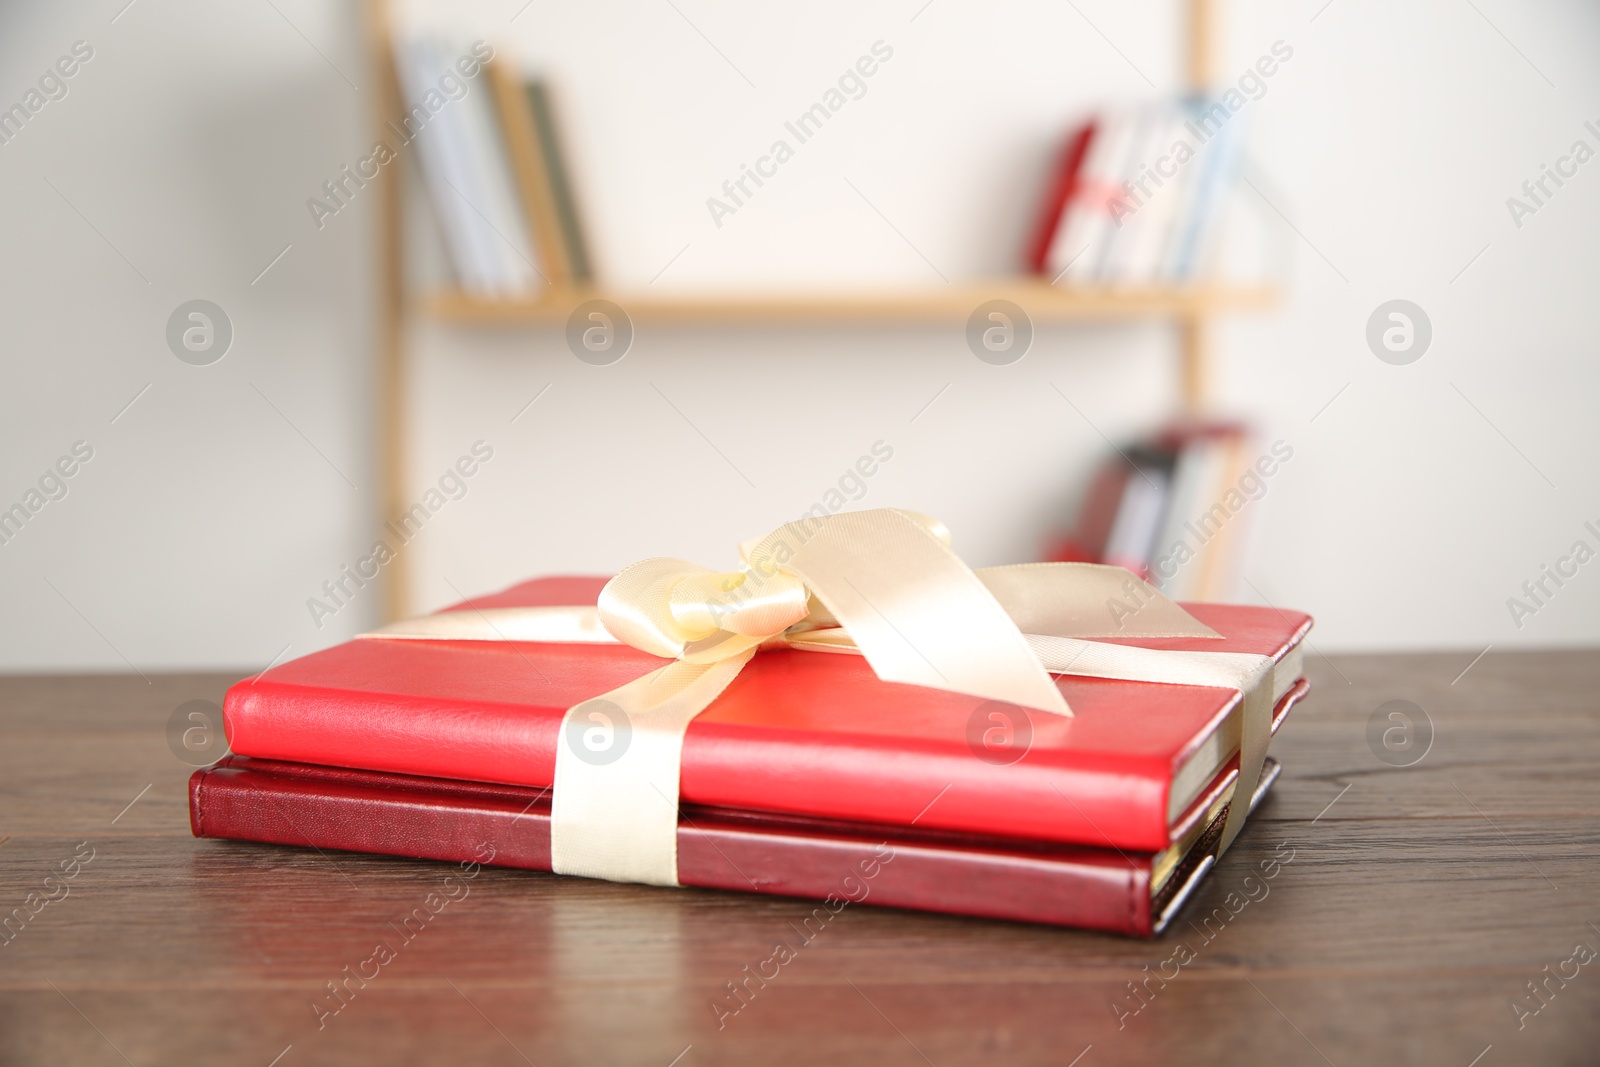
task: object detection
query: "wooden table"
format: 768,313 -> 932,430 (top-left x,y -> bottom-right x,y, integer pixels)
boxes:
2,653 -> 1597,1066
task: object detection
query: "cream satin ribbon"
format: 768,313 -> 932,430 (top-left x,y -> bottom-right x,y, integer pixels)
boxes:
364,508 -> 1274,887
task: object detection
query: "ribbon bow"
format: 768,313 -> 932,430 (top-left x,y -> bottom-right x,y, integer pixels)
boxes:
368,508 -> 1275,887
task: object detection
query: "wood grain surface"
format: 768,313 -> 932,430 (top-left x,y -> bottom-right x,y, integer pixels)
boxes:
2,652 -> 1597,1066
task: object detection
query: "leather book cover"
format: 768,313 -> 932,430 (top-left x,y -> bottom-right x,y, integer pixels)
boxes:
223,576 -> 1311,852
190,754 -> 1282,937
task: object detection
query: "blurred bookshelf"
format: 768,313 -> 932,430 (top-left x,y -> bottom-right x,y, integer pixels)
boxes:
364,0 -> 1278,619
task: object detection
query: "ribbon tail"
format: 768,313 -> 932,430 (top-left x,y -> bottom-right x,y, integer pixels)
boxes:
977,562 -> 1221,640
1219,661 -> 1273,854
750,509 -> 1070,716
550,649 -> 754,887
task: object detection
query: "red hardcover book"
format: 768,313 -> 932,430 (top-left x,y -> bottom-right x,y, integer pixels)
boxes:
223,577 -> 1311,853
189,754 -> 1282,937
1025,121 -> 1096,274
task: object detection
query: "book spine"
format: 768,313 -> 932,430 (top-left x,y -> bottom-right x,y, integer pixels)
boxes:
397,37 -> 500,295
527,83 -> 592,283
1027,122 -> 1094,275
1099,105 -> 1161,283
455,60 -> 541,294
487,61 -> 571,286
1051,110 -> 1127,282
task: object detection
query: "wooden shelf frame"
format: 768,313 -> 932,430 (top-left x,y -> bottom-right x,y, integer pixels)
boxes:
422,282 -> 1274,325
366,0 -> 1260,620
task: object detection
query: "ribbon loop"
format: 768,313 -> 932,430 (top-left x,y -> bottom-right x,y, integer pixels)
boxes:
670,569 -> 810,639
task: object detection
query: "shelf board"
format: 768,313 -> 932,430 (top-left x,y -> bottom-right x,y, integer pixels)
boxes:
420,281 -> 1277,325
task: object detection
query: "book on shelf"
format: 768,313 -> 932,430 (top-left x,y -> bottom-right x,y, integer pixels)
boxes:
522,80 -> 592,284
1048,422 -> 1260,601
395,38 -> 592,298
1100,444 -> 1172,578
1032,97 -> 1248,287
395,38 -> 541,297
1047,458 -> 1128,563
397,38 -> 504,296
1024,120 -> 1095,276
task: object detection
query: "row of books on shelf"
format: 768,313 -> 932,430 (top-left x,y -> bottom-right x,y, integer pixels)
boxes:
395,38 -> 1247,299
394,38 -> 590,298
1049,423 -> 1263,603
1025,98 -> 1246,285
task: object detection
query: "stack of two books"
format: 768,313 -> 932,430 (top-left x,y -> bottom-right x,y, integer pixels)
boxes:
192,577 -> 1312,937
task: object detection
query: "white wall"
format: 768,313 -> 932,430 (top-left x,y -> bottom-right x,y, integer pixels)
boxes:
2,0 -> 1597,672
0,0 -> 373,672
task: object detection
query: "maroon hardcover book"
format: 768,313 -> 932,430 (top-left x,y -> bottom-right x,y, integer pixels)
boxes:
189,753 -> 1282,937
